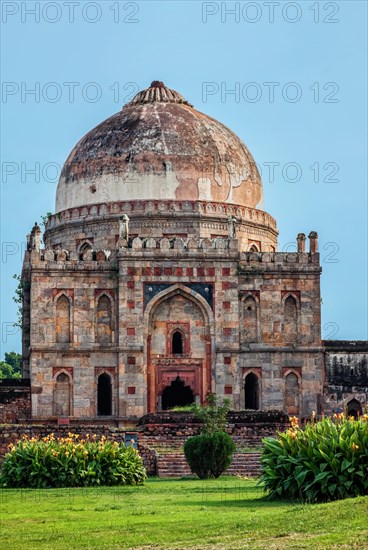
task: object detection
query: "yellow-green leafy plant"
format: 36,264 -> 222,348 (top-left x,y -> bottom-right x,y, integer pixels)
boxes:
260,413 -> 368,502
0,433 -> 147,488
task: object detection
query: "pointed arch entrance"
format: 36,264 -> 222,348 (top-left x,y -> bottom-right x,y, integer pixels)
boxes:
161,376 -> 195,410
144,284 -> 214,412
244,373 -> 260,410
346,398 -> 362,418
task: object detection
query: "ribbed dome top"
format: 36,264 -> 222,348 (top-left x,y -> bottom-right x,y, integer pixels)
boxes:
128,81 -> 193,107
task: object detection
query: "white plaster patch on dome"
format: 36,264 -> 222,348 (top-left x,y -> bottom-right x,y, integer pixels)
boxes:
197,178 -> 212,201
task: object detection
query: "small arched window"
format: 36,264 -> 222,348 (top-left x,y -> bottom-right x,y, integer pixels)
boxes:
96,294 -> 113,344
53,372 -> 71,416
56,295 -> 70,343
172,331 -> 183,354
97,373 -> 112,416
79,242 -> 93,260
249,244 -> 259,253
244,373 -> 259,410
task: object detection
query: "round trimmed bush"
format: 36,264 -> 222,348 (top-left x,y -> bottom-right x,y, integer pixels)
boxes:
0,433 -> 147,488
184,431 -> 235,479
260,414 -> 368,502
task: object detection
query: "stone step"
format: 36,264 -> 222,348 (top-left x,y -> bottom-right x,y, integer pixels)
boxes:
156,451 -> 262,478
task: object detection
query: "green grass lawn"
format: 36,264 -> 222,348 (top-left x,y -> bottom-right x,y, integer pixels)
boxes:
1,477 -> 367,549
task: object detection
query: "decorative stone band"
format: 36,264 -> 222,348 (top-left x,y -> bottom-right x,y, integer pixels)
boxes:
45,200 -> 277,232
239,251 -> 320,265
24,246 -> 320,267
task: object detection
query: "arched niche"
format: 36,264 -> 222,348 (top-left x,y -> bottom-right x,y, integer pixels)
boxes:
55,294 -> 71,343
241,294 -> 259,343
284,371 -> 300,415
283,293 -> 299,344
53,372 -> 71,416
96,294 -> 113,344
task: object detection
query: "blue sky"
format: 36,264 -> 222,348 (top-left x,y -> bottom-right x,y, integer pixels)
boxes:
1,0 -> 367,355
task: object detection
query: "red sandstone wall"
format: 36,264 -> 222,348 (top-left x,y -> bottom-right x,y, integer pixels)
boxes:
0,397 -> 31,423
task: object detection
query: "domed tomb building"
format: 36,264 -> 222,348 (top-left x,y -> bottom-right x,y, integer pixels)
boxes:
22,81 -> 324,422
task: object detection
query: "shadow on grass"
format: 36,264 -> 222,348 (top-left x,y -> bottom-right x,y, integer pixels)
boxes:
178,496 -> 294,509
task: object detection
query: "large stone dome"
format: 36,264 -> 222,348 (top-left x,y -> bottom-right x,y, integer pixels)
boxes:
55,81 -> 263,213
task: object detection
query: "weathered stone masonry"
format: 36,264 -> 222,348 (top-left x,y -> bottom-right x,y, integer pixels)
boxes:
16,80 -> 367,425
21,236 -> 325,422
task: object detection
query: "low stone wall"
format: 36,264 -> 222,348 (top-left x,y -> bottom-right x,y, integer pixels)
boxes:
0,380 -> 31,423
0,412 -> 289,478
323,340 -> 368,415
138,410 -> 289,449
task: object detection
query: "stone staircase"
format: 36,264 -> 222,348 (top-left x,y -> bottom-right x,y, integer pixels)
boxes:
156,451 -> 262,478
227,452 -> 262,477
157,452 -> 191,478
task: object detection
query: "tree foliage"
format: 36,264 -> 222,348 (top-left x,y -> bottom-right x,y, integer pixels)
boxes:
184,431 -> 235,479
12,274 -> 29,329
183,394 -> 235,479
192,393 -> 232,435
0,352 -> 22,379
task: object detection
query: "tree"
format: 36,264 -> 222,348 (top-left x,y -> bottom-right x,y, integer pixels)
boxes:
193,393 -> 231,434
184,394 -> 235,479
0,352 -> 22,379
0,362 -> 14,378
13,274 -> 30,329
4,352 -> 21,376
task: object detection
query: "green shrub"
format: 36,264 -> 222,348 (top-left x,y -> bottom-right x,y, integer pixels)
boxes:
184,431 -> 236,479
193,394 -> 232,435
260,414 -> 368,502
0,433 -> 147,488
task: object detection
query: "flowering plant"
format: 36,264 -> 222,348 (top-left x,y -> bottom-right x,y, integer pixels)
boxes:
0,433 -> 146,488
260,413 -> 368,502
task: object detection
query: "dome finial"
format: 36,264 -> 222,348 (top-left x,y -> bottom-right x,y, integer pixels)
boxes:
150,81 -> 165,88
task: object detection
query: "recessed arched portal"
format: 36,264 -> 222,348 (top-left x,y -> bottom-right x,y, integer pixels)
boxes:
145,285 -> 214,413
244,373 -> 259,410
162,376 -> 194,410
97,373 -> 112,416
